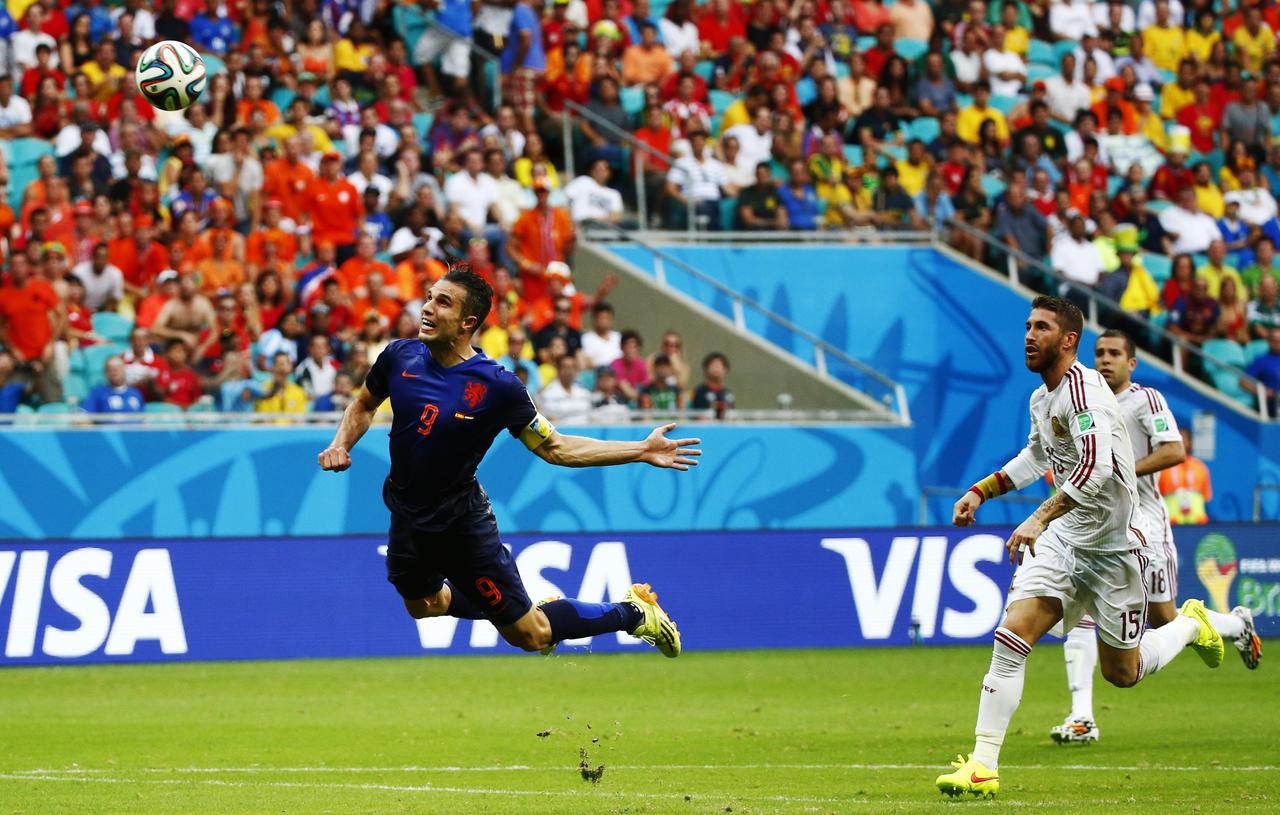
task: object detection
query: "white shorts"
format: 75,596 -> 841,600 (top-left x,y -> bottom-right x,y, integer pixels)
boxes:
1137,522 -> 1178,604
414,28 -> 471,77
1007,529 -> 1148,650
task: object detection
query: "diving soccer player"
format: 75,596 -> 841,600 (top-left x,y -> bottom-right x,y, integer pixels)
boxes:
935,297 -> 1225,800
318,267 -> 695,656
1049,330 -> 1261,745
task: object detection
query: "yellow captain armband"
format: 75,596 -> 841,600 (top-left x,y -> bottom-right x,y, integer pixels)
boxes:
519,412 -> 556,450
968,471 -> 1013,504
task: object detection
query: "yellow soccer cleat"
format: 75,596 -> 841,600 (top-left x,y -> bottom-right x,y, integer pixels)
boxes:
625,583 -> 681,658
536,595 -> 561,655
935,754 -> 1000,800
1180,598 -> 1225,668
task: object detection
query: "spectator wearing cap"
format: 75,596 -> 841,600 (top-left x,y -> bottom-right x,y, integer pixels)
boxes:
135,269 -> 180,330
1092,77 -> 1137,134
82,356 -> 145,416
508,178 -> 576,302
307,151 -> 364,264
1131,83 -> 1168,151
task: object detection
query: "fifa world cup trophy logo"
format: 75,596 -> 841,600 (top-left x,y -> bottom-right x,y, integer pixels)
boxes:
1194,534 -> 1238,613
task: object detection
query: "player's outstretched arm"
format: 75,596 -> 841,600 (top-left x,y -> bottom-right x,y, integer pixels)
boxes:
953,470 -> 1014,527
1134,439 -> 1185,477
318,387 -> 385,472
531,422 -> 702,470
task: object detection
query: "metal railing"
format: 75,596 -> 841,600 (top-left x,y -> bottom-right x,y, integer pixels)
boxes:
596,227 -> 912,424
918,485 -> 1045,526
945,218 -> 1273,421
0,408 -> 896,428
1254,483 -> 1280,521
560,99 -> 677,231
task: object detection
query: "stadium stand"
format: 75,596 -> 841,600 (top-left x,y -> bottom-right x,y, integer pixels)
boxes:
0,0 -> 1277,419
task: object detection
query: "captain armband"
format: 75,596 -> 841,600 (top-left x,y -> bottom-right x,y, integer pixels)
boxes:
518,412 -> 556,450
968,471 -> 1013,504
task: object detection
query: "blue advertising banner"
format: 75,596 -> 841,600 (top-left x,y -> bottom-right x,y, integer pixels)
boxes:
1,524 -> 1271,667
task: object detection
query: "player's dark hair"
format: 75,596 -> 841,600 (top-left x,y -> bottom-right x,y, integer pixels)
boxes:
1099,328 -> 1136,358
442,264 -> 493,327
1031,295 -> 1085,340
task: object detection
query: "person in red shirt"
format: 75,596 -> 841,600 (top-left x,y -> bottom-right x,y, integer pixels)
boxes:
106,211 -> 143,294
862,23 -> 896,81
21,43 -> 64,99
1176,78 -> 1221,155
195,294 -> 252,370
0,254 -> 63,402
852,0 -> 892,35
1149,150 -> 1195,200
306,152 -> 364,263
696,0 -> 746,57
61,274 -> 102,348
154,339 -> 202,409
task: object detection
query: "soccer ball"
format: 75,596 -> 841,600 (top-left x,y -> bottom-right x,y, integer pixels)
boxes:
136,41 -> 207,112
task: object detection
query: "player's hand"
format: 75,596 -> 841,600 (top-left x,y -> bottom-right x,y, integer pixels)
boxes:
318,446 -> 352,472
1006,517 -> 1045,565
638,423 -> 701,470
953,492 -> 981,527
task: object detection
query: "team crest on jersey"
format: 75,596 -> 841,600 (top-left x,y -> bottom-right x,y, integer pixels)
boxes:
463,381 -> 487,409
1050,416 -> 1068,437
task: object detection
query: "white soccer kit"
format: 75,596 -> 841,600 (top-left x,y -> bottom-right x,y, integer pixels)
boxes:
1000,362 -> 1149,649
1116,383 -> 1182,602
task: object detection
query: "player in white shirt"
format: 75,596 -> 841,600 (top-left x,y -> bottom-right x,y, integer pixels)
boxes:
1049,331 -> 1262,745
935,297 -> 1227,801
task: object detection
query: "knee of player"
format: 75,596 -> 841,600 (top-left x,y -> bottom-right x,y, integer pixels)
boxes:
1100,661 -> 1139,688
504,629 -> 550,652
404,594 -> 450,619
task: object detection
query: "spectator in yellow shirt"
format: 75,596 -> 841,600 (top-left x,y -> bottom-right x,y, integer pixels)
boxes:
81,41 -> 127,103
1232,6 -> 1276,75
1193,161 -> 1225,218
1134,83 -> 1168,151
1187,8 -> 1221,62
256,352 -> 310,417
894,139 -> 932,196
957,85 -> 1010,145
1160,59 -> 1197,118
333,20 -> 375,74
1195,239 -> 1247,299
1000,2 -> 1029,56
1144,0 -> 1189,73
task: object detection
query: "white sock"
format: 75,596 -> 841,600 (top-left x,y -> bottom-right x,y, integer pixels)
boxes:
1063,623 -> 1098,722
1205,609 -> 1245,639
1137,614 -> 1199,680
972,627 -> 1031,769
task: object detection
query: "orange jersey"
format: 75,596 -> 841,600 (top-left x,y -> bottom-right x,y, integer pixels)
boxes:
307,177 -> 363,247
262,159 -> 316,222
246,227 -> 299,267
508,207 -> 575,303
526,292 -> 585,332
348,295 -> 402,329
107,236 -> 142,288
391,257 -> 447,302
335,256 -> 393,294
195,257 -> 247,295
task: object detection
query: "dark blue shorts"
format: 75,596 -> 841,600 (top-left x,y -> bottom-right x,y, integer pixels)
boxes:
385,511 -> 532,627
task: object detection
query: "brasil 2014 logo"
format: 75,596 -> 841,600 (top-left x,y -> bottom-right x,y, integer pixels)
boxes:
1195,534 -> 1238,613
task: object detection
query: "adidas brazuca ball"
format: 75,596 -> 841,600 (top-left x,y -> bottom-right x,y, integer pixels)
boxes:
136,40 -> 207,111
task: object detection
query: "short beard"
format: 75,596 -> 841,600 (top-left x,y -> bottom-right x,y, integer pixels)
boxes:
1026,344 -> 1060,373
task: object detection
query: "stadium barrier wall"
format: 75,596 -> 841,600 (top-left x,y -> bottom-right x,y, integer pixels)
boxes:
603,244 -> 1280,522
1,523 -> 1274,666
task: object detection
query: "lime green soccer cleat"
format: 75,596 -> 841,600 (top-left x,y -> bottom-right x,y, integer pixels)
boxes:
1180,598 -> 1225,668
625,583 -> 681,658
536,595 -> 561,656
936,754 -> 1000,800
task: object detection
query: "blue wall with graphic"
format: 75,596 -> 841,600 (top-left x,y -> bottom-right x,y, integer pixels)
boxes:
2,524 -> 1274,666
605,244 -> 1280,522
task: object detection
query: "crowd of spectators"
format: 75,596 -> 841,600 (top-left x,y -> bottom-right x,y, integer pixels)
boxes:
0,0 -> 1277,416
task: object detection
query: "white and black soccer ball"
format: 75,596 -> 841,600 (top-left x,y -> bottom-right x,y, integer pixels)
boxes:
135,40 -> 207,112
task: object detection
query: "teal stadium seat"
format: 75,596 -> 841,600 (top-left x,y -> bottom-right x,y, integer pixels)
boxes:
37,402 -> 71,414
1245,339 -> 1269,364
894,38 -> 928,62
842,144 -> 864,166
413,112 -> 434,141
1200,339 -> 1255,407
857,35 -> 876,52
62,373 -> 89,403
709,90 -> 736,116
91,312 -> 133,344
1053,40 -> 1079,66
693,60 -> 714,83
981,174 -> 1007,202
620,85 -> 645,117
5,137 -> 54,167
990,95 -> 1022,115
1027,39 -> 1055,67
75,343 -> 126,386
145,401 -> 186,424
1027,64 -> 1056,83
200,53 -> 226,76
1141,252 -> 1172,284
908,116 -> 940,143
393,2 -> 432,64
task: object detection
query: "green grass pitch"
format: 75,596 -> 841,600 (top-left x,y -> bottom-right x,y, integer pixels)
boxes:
0,646 -> 1275,814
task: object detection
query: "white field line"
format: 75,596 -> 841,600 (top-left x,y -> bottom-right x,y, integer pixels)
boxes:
4,762 -> 1277,775
0,771 -> 1149,808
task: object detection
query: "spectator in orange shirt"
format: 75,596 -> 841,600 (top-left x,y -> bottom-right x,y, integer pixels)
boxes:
1092,77 -> 1137,135
261,136 -> 316,225
526,261 -> 619,332
134,215 -> 171,294
195,230 -> 247,296
246,199 -> 299,267
622,22 -> 673,86
0,254 -> 63,402
235,75 -> 281,127
348,270 -> 403,330
1159,427 -> 1213,524
190,200 -> 246,266
107,211 -> 143,296
335,233 -> 393,295
135,269 -> 180,330
307,151 -> 364,262
391,240 -> 446,302
508,179 -> 577,303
